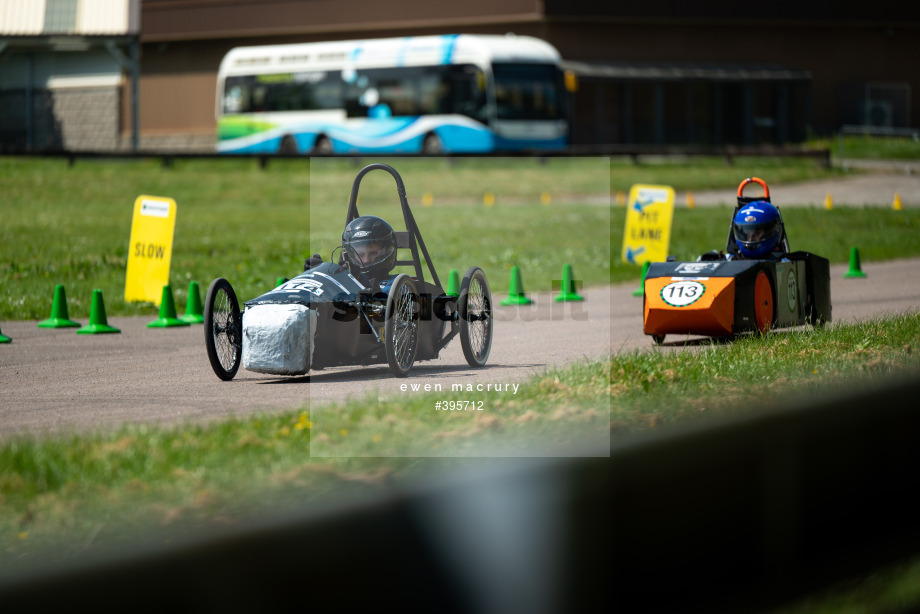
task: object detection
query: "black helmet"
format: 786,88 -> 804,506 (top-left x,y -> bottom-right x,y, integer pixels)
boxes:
342,215 -> 397,281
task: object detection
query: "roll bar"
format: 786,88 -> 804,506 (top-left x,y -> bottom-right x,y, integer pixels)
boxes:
345,163 -> 442,289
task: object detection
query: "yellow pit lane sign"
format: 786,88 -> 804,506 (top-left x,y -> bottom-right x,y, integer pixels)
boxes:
125,196 -> 177,305
622,184 -> 675,265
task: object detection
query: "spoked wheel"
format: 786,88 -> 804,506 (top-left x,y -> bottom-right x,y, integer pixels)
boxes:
459,266 -> 493,368
384,274 -> 420,377
204,278 -> 242,381
754,270 -> 775,334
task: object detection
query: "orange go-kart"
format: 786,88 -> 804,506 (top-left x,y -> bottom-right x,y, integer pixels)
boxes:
643,177 -> 831,345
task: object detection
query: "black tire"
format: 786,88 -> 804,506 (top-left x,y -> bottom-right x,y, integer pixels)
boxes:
652,334 -> 665,346
384,274 -> 419,377
279,135 -> 298,155
459,266 -> 493,367
204,278 -> 242,381
422,133 -> 442,154
312,135 -> 333,155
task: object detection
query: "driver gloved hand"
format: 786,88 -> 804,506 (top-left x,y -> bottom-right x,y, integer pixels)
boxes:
304,253 -> 323,271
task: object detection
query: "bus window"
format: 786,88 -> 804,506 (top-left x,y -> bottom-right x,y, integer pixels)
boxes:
492,63 -> 562,120
298,72 -> 343,110
446,65 -> 487,122
222,72 -> 345,114
345,67 -> 419,117
341,65 -> 486,119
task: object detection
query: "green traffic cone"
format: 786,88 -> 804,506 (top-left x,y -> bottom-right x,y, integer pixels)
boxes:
0,322 -> 11,343
37,284 -> 80,328
555,263 -> 584,302
77,289 -> 120,334
446,269 -> 460,298
147,284 -> 190,328
843,246 -> 867,278
500,266 -> 534,305
179,280 -> 204,324
632,261 -> 651,297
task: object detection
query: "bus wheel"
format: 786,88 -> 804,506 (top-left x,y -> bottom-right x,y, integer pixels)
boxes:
312,136 -> 333,155
279,135 -> 298,154
422,133 -> 442,154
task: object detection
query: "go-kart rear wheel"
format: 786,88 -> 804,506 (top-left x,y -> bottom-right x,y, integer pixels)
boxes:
459,266 -> 493,368
385,274 -> 419,378
204,278 -> 242,381
754,270 -> 775,334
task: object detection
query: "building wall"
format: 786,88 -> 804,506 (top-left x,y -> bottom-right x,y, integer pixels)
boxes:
0,89 -> 59,151
540,20 -> 917,135
0,48 -> 125,151
0,85 -> 123,151
54,85 -> 121,149
139,0 -> 543,42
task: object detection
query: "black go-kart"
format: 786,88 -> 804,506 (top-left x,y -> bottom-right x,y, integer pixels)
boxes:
203,163 -> 493,380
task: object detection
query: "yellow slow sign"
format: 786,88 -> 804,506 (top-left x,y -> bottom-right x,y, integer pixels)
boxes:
125,195 -> 177,305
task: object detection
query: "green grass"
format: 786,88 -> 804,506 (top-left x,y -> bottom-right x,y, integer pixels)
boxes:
808,134 -> 920,161
3,155 -> 918,321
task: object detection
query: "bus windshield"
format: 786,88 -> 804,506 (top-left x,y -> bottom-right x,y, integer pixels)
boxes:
492,63 -> 563,120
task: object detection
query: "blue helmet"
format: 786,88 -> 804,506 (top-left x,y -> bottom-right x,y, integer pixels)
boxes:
732,201 -> 783,258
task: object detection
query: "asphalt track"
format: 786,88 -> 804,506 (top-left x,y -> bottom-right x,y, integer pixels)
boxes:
2,256 -> 919,438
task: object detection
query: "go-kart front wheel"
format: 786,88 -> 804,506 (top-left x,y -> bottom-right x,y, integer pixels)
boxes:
385,274 -> 419,377
204,278 -> 242,381
459,266 -> 493,368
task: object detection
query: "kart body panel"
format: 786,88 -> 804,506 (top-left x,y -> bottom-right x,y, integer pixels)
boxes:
643,252 -> 831,339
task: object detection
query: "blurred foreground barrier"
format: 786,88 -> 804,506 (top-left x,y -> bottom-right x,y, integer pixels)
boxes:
1,373 -> 918,612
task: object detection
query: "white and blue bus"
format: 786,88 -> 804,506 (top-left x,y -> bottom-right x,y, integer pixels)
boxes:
215,34 -> 572,155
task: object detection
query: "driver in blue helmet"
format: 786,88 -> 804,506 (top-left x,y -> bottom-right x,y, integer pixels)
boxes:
730,200 -> 786,260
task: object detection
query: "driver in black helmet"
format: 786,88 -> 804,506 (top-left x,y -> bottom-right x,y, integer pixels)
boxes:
339,215 -> 398,285
304,215 -> 398,285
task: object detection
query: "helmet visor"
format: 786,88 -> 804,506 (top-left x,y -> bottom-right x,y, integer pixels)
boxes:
347,238 -> 395,268
733,218 -> 781,245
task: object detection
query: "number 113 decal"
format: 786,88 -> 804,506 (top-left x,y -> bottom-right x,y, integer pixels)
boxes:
660,280 -> 706,307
